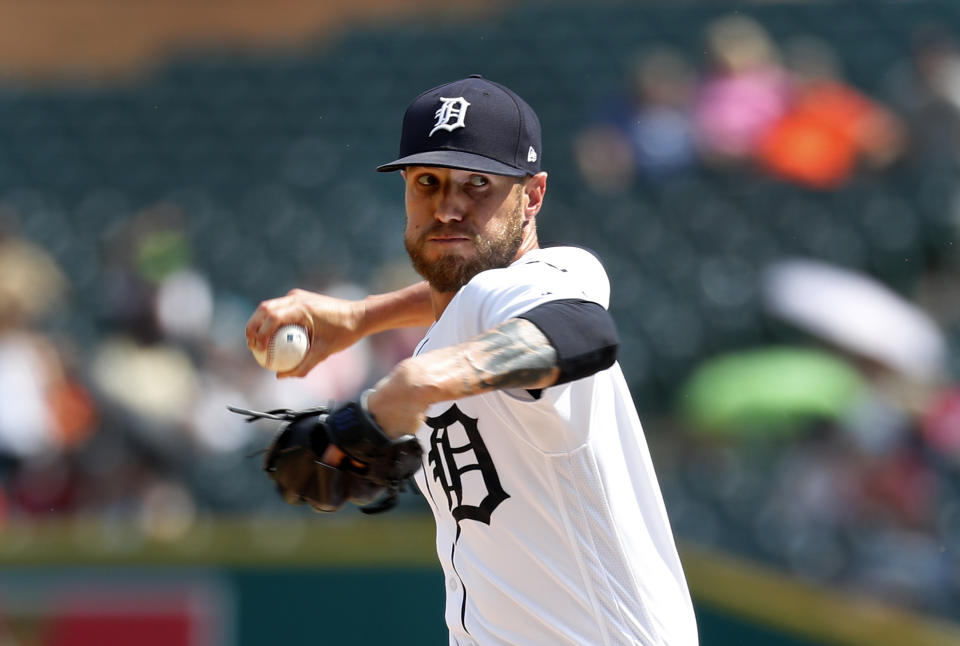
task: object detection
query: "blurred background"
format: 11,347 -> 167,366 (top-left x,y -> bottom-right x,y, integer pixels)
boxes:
1,0 -> 960,644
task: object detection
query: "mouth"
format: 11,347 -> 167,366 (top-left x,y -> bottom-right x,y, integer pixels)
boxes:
426,231 -> 473,245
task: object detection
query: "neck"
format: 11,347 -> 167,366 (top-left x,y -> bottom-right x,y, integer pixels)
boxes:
430,290 -> 456,319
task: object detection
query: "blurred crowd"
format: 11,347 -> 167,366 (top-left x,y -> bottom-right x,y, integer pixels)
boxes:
573,14 -> 960,193
572,13 -> 960,618
0,6 -> 959,624
0,205 -> 426,539
660,256 -> 960,617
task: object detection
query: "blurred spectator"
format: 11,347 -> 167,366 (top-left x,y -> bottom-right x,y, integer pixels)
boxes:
96,202 -> 190,343
574,46 -> 698,193
884,24 -> 960,168
693,14 -> 793,165
762,258 -> 948,385
155,269 -> 215,343
89,207 -> 199,441
920,386 -> 960,458
186,292 -> 261,454
89,336 -> 197,436
756,36 -> 904,190
0,234 -> 97,517
0,236 -> 96,459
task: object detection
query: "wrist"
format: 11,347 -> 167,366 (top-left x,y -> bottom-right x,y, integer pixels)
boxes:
351,296 -> 370,338
365,359 -> 435,439
393,358 -> 442,410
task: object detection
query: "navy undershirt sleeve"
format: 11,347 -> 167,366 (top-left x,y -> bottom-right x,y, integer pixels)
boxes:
517,298 -> 619,390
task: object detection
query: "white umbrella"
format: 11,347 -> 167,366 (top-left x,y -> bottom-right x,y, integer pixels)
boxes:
762,258 -> 948,382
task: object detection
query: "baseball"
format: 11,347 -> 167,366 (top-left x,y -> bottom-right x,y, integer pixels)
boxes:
252,324 -> 310,372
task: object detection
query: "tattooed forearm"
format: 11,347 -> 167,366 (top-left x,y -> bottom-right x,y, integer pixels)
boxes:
461,318 -> 559,393
391,318 -> 561,411
368,318 -> 561,437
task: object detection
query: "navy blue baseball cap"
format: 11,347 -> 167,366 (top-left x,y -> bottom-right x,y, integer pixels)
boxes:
377,75 -> 542,177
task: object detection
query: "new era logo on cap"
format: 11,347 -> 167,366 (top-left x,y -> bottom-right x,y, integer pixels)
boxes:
377,75 -> 542,177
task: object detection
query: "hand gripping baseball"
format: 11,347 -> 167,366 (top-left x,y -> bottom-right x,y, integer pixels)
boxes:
229,396 -> 422,514
245,289 -> 364,378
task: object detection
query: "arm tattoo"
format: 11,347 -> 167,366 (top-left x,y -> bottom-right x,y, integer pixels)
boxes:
463,318 -> 558,392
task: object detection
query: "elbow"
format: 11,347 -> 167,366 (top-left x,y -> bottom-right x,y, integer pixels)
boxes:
517,299 -> 620,386
554,328 -> 618,386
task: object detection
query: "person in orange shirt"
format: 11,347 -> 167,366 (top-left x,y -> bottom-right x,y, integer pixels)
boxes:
757,36 -> 904,190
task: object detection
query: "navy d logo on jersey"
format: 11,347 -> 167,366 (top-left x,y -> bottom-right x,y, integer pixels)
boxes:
426,404 -> 509,525
429,97 -> 471,136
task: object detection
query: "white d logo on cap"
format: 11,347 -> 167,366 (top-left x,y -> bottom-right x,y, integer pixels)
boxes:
430,97 -> 471,136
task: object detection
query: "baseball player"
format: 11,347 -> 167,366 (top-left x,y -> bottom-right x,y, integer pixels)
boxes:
246,75 -> 699,645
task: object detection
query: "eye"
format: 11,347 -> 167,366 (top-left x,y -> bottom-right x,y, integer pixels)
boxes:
467,174 -> 488,187
416,174 -> 438,186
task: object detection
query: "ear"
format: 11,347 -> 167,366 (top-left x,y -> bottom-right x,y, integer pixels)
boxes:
523,172 -> 548,221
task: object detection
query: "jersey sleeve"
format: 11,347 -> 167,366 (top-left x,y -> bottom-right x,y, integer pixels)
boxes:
462,246 -> 611,335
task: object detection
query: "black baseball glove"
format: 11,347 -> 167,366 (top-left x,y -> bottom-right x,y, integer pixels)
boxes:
229,394 -> 422,514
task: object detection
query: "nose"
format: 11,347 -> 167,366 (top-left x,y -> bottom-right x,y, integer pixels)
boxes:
434,186 -> 468,223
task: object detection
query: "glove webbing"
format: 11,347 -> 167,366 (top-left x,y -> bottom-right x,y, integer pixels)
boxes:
227,405 -> 329,423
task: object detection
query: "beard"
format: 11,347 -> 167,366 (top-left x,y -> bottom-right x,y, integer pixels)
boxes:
405,201 -> 525,293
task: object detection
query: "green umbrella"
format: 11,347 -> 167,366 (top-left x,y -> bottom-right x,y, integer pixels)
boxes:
678,347 -> 866,437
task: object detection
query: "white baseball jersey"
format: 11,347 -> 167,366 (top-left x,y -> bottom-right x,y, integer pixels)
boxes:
412,246 -> 698,646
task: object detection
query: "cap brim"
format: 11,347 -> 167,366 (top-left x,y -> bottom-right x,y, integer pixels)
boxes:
376,150 -> 526,177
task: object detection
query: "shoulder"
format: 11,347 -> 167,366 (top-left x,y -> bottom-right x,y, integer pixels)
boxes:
453,246 -> 611,324
445,247 -> 611,334
513,245 -> 607,275
476,246 -> 606,287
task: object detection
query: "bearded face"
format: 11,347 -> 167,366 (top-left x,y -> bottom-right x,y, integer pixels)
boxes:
404,182 -> 525,293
